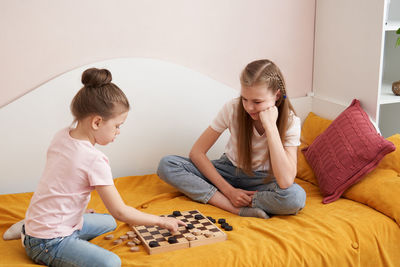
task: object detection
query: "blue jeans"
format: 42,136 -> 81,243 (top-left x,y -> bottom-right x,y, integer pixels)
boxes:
157,154 -> 306,215
23,213 -> 120,267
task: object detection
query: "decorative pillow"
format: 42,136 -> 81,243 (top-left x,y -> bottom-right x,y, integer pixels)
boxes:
297,143 -> 318,185
300,112 -> 333,146
302,99 -> 396,204
296,112 -> 332,185
376,134 -> 400,173
343,134 -> 400,226
343,168 -> 400,227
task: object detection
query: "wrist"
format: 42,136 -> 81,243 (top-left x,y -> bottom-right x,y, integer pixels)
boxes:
220,185 -> 234,197
264,123 -> 278,135
154,216 -> 163,227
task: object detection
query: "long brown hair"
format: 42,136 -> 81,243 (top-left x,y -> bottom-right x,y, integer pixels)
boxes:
70,68 -> 130,123
237,59 -> 296,175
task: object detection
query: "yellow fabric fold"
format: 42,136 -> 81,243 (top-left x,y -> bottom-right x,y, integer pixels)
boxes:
1,175 -> 400,266
343,134 -> 400,227
344,168 -> 400,226
296,112 -> 332,186
297,143 -> 318,186
299,112 -> 332,146
377,134 -> 400,173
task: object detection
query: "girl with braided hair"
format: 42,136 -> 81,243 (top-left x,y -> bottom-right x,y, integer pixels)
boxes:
158,59 -> 306,218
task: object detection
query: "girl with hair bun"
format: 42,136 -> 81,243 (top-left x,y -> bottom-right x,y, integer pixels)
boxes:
22,68 -> 185,267
158,59 -> 306,219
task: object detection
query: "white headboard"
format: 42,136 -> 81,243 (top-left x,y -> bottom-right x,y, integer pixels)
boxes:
0,58 -> 311,194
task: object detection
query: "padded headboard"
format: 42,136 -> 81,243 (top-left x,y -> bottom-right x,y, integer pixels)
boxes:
0,58 -> 311,194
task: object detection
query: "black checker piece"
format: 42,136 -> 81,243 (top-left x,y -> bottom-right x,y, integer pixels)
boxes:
195,214 -> 204,220
149,241 -> 160,247
173,211 -> 182,216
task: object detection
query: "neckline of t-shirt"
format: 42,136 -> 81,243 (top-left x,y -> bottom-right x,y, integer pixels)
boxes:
253,126 -> 265,137
66,127 -> 94,146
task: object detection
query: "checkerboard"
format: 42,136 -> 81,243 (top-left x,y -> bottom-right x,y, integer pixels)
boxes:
132,210 -> 227,254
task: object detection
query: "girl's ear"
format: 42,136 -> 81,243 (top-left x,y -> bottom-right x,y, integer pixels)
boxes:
91,115 -> 103,130
275,89 -> 281,101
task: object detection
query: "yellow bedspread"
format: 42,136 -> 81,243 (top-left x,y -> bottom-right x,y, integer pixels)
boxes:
1,174 -> 400,267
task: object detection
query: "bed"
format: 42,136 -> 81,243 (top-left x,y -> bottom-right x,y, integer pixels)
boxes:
1,58 -> 399,266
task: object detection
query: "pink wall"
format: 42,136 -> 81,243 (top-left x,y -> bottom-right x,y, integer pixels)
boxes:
0,0 -> 315,108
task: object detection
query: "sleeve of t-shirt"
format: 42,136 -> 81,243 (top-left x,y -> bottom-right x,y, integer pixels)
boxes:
210,100 -> 233,133
88,155 -> 114,186
284,114 -> 301,147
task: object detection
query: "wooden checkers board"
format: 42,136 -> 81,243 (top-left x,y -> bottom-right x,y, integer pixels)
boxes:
132,210 -> 227,254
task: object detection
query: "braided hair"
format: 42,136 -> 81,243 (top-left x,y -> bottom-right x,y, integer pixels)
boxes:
236,59 -> 296,175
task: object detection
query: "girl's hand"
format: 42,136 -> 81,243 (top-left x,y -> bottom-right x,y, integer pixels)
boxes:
226,188 -> 256,207
157,217 -> 187,233
259,105 -> 278,130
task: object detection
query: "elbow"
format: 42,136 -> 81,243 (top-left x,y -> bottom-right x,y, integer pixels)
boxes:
278,181 -> 293,189
278,167 -> 297,189
277,175 -> 296,189
189,149 -> 202,162
189,149 -> 195,160
109,206 -> 127,222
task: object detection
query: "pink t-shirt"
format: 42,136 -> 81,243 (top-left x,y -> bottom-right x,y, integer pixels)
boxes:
25,128 -> 114,239
210,98 -> 301,171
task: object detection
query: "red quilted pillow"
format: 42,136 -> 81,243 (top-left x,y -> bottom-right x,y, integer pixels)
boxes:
302,99 -> 395,204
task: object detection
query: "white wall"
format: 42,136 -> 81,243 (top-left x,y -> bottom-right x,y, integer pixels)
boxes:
0,57 -> 312,195
0,1 -> 317,194
312,0 -> 385,121
0,0 -> 315,108
0,58 -> 238,194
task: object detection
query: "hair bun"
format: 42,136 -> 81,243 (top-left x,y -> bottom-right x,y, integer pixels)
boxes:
81,68 -> 112,87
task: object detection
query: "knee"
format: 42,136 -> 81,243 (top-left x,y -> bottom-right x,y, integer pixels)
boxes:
277,184 -> 306,214
101,253 -> 121,267
104,215 -> 117,231
157,155 -> 180,181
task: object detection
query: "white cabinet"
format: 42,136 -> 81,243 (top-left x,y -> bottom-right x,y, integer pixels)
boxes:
313,0 -> 400,137
378,0 -> 400,137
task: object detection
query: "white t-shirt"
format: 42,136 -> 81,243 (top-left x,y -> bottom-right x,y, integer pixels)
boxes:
25,128 -> 114,239
210,98 -> 301,171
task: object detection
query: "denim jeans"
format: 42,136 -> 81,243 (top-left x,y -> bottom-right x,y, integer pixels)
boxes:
157,154 -> 306,215
23,213 -> 120,267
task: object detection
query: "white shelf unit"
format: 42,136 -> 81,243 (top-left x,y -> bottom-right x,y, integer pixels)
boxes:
313,0 -> 400,138
378,0 -> 400,137
380,82 -> 400,105
384,21 -> 400,31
